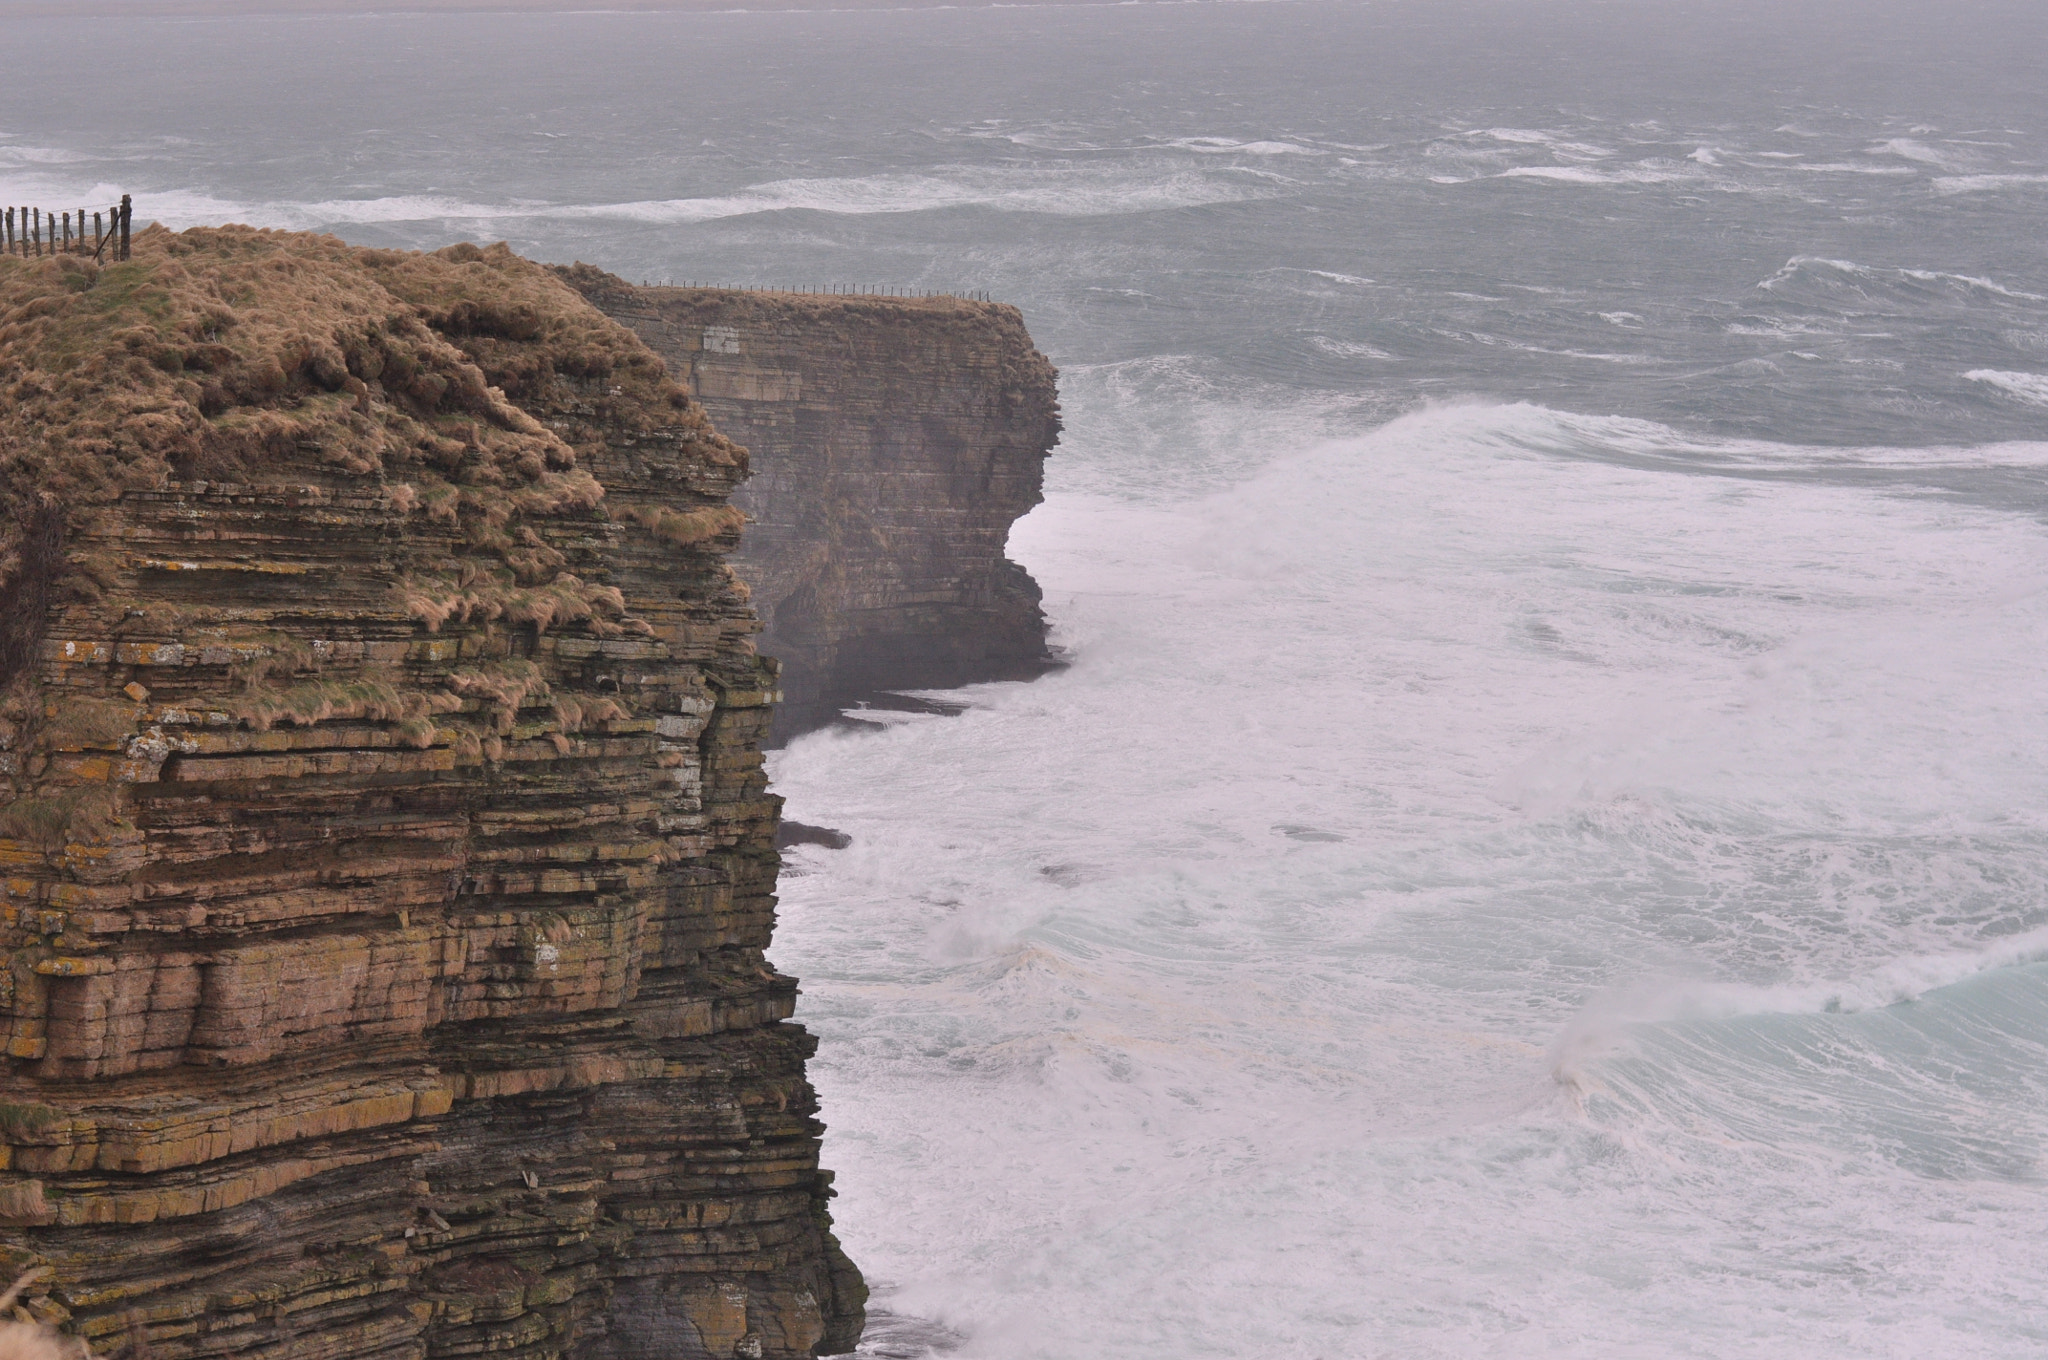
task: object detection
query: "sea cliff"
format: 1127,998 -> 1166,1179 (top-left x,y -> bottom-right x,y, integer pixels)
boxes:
559,271 -> 1061,741
0,229 -> 861,1358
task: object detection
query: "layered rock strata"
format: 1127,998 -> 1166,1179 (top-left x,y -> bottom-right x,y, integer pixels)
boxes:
0,229 -> 862,1358
560,272 -> 1061,741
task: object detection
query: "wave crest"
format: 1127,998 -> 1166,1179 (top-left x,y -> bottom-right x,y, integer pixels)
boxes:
1551,926 -> 2048,1083
1966,369 -> 2048,406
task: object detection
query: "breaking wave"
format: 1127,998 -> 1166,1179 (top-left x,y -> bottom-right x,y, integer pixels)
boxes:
1966,369 -> 2048,405
0,165 -> 1267,234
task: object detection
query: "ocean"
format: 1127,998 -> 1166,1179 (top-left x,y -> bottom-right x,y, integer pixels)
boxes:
5,0 -> 2047,1353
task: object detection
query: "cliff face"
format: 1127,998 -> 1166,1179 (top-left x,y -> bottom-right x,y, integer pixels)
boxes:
560,273 -> 1061,741
0,230 -> 862,1359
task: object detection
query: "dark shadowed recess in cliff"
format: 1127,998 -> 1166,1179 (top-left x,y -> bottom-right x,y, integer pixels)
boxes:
557,266 -> 1064,744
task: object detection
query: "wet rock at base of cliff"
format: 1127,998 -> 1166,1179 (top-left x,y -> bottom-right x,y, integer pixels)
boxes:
775,822 -> 852,851
559,270 -> 1064,744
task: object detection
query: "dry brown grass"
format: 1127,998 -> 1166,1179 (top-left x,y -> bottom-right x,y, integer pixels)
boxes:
628,502 -> 746,550
0,227 -> 744,695
231,672 -> 465,748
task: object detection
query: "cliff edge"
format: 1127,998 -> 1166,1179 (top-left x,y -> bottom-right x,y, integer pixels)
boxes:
559,271 -> 1062,741
0,229 -> 862,1358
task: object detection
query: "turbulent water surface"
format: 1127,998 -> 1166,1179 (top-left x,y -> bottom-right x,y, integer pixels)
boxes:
7,1 -> 2048,1353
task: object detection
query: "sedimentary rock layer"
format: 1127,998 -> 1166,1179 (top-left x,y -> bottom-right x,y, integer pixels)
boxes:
0,229 -> 862,1358
560,271 -> 1061,741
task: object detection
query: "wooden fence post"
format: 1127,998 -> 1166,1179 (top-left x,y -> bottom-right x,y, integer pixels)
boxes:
119,195 -> 131,261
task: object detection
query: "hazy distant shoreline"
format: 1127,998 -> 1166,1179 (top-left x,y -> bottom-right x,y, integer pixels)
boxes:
0,0 -> 1237,16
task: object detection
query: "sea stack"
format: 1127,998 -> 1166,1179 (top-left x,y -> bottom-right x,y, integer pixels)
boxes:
0,228 -> 863,1359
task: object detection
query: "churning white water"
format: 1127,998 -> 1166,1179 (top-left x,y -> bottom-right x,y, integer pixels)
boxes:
771,402 -> 2048,1356
6,0 -> 2048,1352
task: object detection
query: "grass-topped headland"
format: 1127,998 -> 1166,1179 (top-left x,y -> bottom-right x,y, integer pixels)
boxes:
0,223 -> 864,1359
0,225 -> 745,698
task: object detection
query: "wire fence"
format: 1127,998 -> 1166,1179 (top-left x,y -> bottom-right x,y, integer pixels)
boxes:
644,280 -> 993,303
4,193 -> 131,262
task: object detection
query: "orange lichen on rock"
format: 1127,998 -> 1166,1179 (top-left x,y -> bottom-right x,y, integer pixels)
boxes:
0,229 -> 862,1360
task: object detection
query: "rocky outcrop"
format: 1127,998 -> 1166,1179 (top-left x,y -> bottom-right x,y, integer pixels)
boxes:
0,230 -> 862,1358
560,272 -> 1061,741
